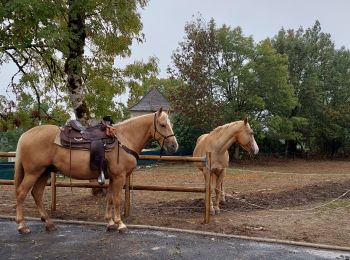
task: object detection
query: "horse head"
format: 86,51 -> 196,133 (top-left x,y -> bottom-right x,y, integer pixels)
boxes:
237,118 -> 259,155
153,107 -> 179,154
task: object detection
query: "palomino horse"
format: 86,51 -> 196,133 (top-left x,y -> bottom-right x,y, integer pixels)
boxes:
14,108 -> 178,233
193,118 -> 259,215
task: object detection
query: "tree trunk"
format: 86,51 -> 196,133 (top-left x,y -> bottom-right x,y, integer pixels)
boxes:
286,140 -> 297,158
64,1 -> 103,195
234,144 -> 240,160
64,0 -> 90,125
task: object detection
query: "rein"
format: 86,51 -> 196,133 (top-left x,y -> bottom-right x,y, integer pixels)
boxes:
153,113 -> 175,155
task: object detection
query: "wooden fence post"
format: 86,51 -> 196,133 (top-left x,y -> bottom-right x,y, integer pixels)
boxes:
124,174 -> 131,218
204,152 -> 212,224
51,172 -> 56,212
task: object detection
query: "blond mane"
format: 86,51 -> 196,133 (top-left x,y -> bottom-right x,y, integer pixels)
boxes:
208,121 -> 242,138
113,112 -> 169,127
113,113 -> 148,127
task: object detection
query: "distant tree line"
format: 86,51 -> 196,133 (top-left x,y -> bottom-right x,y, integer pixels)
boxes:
167,18 -> 350,158
1,5 -> 349,158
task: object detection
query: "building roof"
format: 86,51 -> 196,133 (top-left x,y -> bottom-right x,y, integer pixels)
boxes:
129,88 -> 173,112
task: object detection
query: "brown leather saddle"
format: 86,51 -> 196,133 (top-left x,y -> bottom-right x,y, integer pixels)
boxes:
60,120 -> 117,176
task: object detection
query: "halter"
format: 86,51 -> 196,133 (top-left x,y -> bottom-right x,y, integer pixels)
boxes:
153,113 -> 175,154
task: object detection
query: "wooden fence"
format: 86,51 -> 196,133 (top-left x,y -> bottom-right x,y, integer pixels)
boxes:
0,152 -> 213,223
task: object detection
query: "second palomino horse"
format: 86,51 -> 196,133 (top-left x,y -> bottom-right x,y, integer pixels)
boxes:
193,118 -> 259,214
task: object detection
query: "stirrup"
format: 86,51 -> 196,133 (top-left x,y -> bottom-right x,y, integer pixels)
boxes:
97,172 -> 105,185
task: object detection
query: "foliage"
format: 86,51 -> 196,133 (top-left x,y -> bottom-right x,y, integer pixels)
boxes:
1,6 -> 349,157
171,113 -> 203,150
0,129 -> 24,152
272,21 -> 350,156
0,0 -> 155,123
168,17 -> 297,150
0,93 -> 70,132
168,17 -> 350,157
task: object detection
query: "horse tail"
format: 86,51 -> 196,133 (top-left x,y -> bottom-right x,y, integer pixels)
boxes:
14,136 -> 24,188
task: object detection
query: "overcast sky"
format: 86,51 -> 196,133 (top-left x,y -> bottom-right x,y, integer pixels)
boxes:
1,0 -> 349,101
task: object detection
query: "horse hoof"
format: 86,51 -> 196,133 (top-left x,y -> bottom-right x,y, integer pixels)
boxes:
45,223 -> 57,232
106,224 -> 118,232
214,208 -> 221,215
118,223 -> 127,233
18,226 -> 31,234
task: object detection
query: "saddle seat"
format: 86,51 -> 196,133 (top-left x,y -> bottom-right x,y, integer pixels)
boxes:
60,120 -> 118,175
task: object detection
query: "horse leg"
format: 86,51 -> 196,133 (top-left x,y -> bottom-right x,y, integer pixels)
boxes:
209,172 -> 217,215
105,180 -> 117,231
213,173 -> 221,214
220,181 -> 226,203
111,173 -> 127,232
16,173 -> 41,234
31,172 -> 56,231
214,169 -> 226,214
219,168 -> 226,203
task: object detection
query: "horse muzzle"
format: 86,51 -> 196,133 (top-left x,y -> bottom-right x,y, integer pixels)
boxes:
243,140 -> 259,155
250,140 -> 259,155
164,138 -> 179,154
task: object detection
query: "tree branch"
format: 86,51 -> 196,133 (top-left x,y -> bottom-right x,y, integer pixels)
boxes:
4,50 -> 28,74
0,44 -> 48,51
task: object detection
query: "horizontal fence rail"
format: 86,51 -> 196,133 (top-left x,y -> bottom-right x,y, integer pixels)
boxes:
139,155 -> 206,162
0,180 -> 205,193
0,152 -> 206,162
0,152 -> 16,157
0,151 -> 212,223
54,181 -> 205,193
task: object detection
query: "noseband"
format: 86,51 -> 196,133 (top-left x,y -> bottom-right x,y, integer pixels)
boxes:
153,113 -> 175,154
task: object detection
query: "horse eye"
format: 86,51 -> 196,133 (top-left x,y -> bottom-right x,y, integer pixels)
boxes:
160,124 -> 166,128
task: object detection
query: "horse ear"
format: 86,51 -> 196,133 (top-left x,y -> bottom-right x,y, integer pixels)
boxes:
167,108 -> 171,116
244,117 -> 248,125
157,107 -> 163,117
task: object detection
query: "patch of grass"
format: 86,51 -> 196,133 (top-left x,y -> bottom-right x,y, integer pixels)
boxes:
317,199 -> 350,210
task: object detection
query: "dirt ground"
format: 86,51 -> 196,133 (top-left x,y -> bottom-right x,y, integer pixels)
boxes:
1,158 -> 350,247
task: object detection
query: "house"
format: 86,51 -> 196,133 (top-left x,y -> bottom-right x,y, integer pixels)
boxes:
129,88 -> 174,117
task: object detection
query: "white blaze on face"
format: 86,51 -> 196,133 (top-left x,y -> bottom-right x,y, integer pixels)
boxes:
168,116 -> 179,151
163,114 -> 179,152
252,137 -> 259,155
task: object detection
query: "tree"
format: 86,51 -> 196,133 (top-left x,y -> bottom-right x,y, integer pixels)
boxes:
272,21 -> 350,156
252,39 -> 303,155
0,0 -> 155,125
168,18 -> 224,132
168,17 -> 297,152
316,47 -> 350,156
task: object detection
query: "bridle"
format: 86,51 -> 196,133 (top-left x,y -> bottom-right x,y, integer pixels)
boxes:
153,113 -> 175,154
105,113 -> 175,162
239,133 -> 255,155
